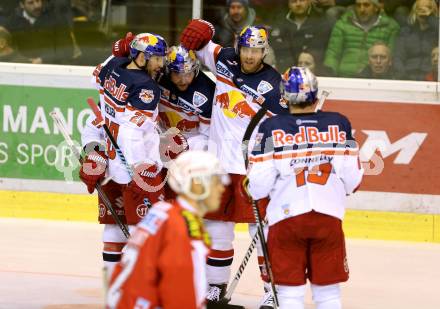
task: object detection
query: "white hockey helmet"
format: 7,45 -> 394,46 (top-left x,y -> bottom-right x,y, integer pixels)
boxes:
167,150 -> 229,201
281,66 -> 318,105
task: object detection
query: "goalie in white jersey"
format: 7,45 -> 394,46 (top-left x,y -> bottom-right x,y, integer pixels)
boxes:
247,67 -> 364,309
180,20 -> 288,307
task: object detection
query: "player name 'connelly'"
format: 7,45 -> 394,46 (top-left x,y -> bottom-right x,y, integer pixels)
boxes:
272,125 -> 347,147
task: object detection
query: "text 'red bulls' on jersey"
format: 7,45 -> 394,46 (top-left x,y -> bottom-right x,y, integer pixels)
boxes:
157,71 -> 214,139
248,111 -> 363,226
86,56 -> 161,184
196,41 -> 288,174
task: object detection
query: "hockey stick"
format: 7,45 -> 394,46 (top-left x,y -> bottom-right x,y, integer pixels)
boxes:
223,229 -> 259,302
50,111 -> 130,239
315,90 -> 331,112
241,104 -> 280,308
87,97 -> 134,178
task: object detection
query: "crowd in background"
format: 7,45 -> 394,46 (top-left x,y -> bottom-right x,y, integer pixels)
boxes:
0,0 -> 438,81
0,0 -> 109,65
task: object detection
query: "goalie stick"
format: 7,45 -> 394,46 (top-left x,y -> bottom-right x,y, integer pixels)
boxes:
50,111 -> 130,239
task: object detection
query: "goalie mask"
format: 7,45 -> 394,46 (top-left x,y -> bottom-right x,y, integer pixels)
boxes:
281,66 -> 318,105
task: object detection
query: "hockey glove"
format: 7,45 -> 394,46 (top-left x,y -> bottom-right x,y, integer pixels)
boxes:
79,143 -> 107,194
159,128 -> 189,163
129,163 -> 163,196
180,19 -> 215,51
112,32 -> 134,57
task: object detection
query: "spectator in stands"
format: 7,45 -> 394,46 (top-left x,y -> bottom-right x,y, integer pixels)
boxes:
0,26 -> 36,63
5,0 -> 73,64
425,46 -> 438,81
0,0 -> 16,24
297,51 -> 317,73
382,0 -> 413,26
271,0 -> 332,73
296,50 -> 329,76
394,0 -> 439,80
213,0 -> 256,47
313,0 -> 354,25
324,0 -> 400,77
357,41 -> 395,79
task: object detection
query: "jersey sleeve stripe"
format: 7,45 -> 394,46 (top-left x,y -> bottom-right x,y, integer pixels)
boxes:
126,104 -> 154,117
104,95 -> 125,112
213,45 -> 222,62
198,115 -> 211,124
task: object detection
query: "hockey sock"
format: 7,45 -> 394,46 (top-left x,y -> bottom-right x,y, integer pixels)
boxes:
103,242 -> 125,281
207,249 -> 234,284
277,284 -> 306,309
312,284 -> 341,309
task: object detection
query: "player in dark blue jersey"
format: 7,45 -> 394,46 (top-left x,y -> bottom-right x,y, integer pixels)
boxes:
157,45 -> 215,149
80,33 -> 168,284
180,21 -> 288,308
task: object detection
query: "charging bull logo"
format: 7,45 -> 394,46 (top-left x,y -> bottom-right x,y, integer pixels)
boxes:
138,33 -> 158,46
216,90 -> 256,119
159,111 -> 198,132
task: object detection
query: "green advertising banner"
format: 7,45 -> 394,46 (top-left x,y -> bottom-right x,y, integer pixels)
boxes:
0,84 -> 99,181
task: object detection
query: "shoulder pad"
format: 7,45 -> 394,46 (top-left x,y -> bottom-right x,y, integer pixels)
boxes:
138,202 -> 172,235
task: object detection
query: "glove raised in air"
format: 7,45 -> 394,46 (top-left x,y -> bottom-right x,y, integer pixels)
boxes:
112,32 -> 134,57
180,19 -> 215,51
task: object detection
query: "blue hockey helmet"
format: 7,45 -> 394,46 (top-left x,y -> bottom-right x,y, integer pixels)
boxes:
167,45 -> 199,75
235,25 -> 268,56
281,66 -> 318,105
129,33 -> 168,60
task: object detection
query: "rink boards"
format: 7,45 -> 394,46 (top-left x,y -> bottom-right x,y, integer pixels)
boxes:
0,63 -> 439,243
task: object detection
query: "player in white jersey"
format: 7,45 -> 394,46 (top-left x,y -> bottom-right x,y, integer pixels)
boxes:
247,67 -> 364,309
180,20 -> 288,308
79,33 -> 168,282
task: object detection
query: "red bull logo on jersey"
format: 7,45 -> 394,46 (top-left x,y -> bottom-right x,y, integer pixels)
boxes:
139,89 -> 155,104
160,111 -> 198,132
103,76 -> 129,102
272,126 -> 347,147
216,90 -> 256,119
176,118 -> 198,132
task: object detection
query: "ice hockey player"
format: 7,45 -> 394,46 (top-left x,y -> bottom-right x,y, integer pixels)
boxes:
106,150 -> 228,309
179,20 -> 288,308
157,44 -> 217,199
246,67 -> 364,309
111,39 -> 216,195
79,32 -> 168,282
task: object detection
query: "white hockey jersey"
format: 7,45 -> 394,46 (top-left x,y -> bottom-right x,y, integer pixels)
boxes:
196,41 -> 288,174
82,56 -> 161,184
248,111 -> 364,226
